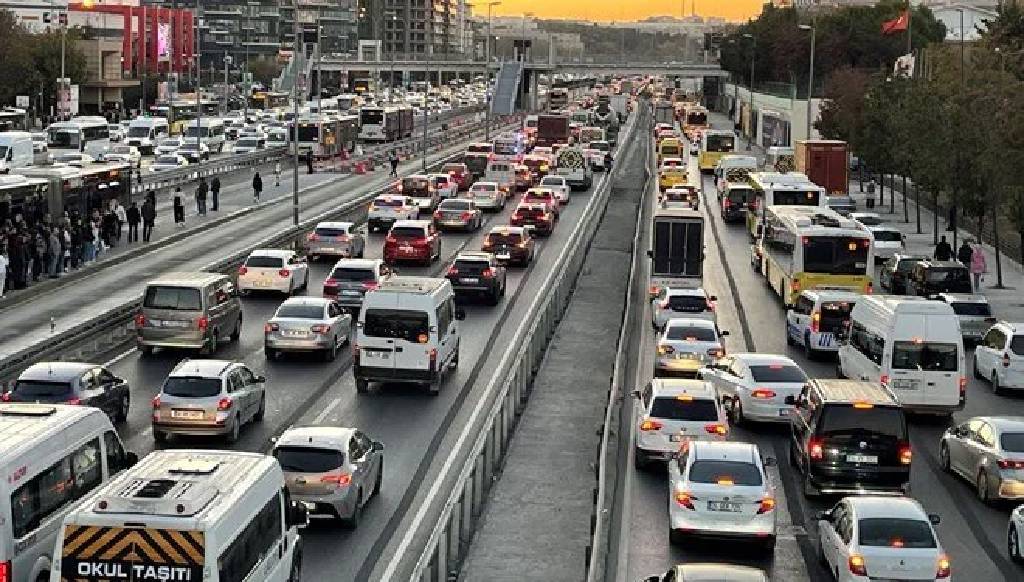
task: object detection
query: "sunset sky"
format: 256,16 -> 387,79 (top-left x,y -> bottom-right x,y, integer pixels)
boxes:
485,0 -> 765,23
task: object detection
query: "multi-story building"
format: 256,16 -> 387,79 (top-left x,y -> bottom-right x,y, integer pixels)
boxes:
360,0 -> 467,59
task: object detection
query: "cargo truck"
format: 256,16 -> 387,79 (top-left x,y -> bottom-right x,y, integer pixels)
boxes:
795,139 -> 849,196
535,114 -> 570,148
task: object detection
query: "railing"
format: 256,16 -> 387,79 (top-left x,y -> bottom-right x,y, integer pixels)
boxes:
381,102 -> 642,582
133,147 -> 288,196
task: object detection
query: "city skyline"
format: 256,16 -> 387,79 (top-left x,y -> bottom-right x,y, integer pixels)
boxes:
485,0 -> 764,23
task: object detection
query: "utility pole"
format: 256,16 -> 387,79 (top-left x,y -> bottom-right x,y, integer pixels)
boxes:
316,10 -> 322,114
422,68 -> 429,171
743,33 -> 756,148
800,20 -> 816,141
292,9 -> 300,226
60,14 -> 66,121
223,53 -> 231,114
195,0 -> 202,151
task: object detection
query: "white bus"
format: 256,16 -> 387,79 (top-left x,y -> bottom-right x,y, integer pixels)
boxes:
358,105 -> 414,142
46,117 -> 110,157
754,205 -> 873,307
746,171 -> 826,239
183,118 -> 227,153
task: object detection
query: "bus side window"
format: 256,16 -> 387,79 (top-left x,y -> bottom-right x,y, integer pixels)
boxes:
103,430 -> 129,474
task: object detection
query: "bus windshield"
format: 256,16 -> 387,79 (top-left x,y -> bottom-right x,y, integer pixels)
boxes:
183,126 -> 211,138
361,110 -> 384,125
686,112 -> 708,126
704,134 -> 735,153
803,237 -> 869,275
48,129 -> 80,148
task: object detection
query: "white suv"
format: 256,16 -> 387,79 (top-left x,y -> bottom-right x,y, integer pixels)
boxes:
368,194 -> 419,233
974,321 -> 1024,394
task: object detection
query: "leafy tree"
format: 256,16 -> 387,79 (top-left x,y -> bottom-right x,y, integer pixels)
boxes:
247,57 -> 282,87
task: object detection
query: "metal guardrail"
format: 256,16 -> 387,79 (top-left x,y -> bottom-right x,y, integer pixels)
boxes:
0,119 -> 523,387
384,103 -> 642,582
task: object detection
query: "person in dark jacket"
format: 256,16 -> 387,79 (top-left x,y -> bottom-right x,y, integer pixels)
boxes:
252,172 -> 263,202
141,198 -> 156,242
957,239 -> 972,266
173,194 -> 185,226
210,176 -> 221,211
934,235 -> 953,261
307,153 -> 315,174
126,202 -> 141,243
196,178 -> 208,216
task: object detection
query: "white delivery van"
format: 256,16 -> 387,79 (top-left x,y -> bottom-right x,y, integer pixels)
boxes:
50,450 -> 306,582
484,159 -> 516,193
0,131 -> 35,173
354,277 -> 465,395
555,146 -> 593,191
0,404 -> 137,582
838,295 -> 965,415
126,117 -> 170,154
183,118 -> 227,153
714,154 -> 758,196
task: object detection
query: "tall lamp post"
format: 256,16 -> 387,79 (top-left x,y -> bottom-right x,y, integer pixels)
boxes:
469,1 -> 501,141
385,10 -> 397,103
799,21 -> 816,142
742,32 -> 756,148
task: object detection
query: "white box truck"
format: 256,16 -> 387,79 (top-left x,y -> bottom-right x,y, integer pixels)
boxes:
0,131 -> 35,173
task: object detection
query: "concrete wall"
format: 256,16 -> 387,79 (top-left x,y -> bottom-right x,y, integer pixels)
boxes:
720,83 -> 824,147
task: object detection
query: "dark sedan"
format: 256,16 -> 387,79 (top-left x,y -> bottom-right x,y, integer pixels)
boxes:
3,361 -> 130,423
446,252 -> 507,305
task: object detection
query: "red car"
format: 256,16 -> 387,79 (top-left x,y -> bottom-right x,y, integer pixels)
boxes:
522,188 -> 561,217
383,220 -> 441,266
442,162 -> 471,191
510,202 -> 556,236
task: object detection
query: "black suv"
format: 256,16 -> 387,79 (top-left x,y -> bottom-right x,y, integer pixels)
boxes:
787,379 -> 910,498
905,259 -> 972,296
445,252 -> 507,305
878,253 -> 926,293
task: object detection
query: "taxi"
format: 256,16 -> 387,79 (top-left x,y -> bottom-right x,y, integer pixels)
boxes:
514,164 -> 534,191
657,137 -> 684,164
658,157 -> 688,192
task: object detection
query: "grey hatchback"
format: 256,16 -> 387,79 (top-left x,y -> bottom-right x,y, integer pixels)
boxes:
4,362 -> 130,423
151,359 -> 266,444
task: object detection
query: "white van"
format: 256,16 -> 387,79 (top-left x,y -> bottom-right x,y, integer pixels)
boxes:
714,154 -> 758,196
183,118 -> 227,153
354,277 -> 465,395
838,295 -> 965,415
0,404 -> 137,582
555,146 -> 594,191
484,159 -> 516,193
0,132 -> 35,173
126,117 -> 170,154
50,450 -> 306,582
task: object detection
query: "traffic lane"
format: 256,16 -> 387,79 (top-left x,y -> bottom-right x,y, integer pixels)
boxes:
291,186 -> 604,582
696,155 -> 1015,578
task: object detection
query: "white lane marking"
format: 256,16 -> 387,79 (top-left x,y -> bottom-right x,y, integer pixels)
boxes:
105,347 -> 138,368
312,397 -> 343,424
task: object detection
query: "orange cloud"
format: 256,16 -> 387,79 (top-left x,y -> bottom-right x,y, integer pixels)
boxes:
485,0 -> 764,23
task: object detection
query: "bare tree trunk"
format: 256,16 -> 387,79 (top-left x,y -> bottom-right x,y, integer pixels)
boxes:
933,190 -> 939,245
915,181 -> 922,234
902,175 -> 909,223
993,202 -> 1004,288
890,173 -> 895,214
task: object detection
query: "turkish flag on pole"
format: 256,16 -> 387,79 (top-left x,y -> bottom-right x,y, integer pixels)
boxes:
882,10 -> 910,35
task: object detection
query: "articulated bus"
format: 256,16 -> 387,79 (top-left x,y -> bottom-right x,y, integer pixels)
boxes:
745,172 -> 827,239
0,173 -> 49,225
697,129 -> 735,172
297,114 -> 359,156
151,99 -> 220,135
754,205 -> 873,307
21,161 -> 131,219
358,105 -> 414,142
649,207 -> 705,298
683,105 -> 709,138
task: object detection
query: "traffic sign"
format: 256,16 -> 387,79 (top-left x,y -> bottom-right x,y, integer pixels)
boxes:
15,96 -> 28,107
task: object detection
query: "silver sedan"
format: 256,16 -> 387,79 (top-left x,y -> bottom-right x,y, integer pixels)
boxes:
940,415 -> 1024,502
306,221 -> 366,260
264,297 -> 352,361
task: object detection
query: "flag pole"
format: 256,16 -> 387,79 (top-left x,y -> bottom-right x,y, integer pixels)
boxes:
906,1 -> 912,56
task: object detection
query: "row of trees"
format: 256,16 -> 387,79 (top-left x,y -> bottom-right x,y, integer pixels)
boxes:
0,11 -> 87,114
817,5 -> 1024,281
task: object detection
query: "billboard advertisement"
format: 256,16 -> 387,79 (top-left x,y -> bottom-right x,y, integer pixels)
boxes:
157,22 -> 171,62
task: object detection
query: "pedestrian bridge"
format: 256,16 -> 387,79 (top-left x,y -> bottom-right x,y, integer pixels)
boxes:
317,59 -> 727,78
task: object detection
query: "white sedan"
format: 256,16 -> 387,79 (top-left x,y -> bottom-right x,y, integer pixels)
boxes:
428,173 -> 459,199
155,137 -> 184,156
651,287 -> 716,330
264,297 -> 351,361
238,249 -> 309,296
1010,504 -> 1024,563
538,175 -> 570,204
668,440 -> 777,552
700,353 -> 808,425
150,154 -> 189,172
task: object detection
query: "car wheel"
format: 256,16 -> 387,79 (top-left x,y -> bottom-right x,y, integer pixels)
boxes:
490,288 -> 500,305
804,333 -> 816,360
356,378 -> 370,394
633,447 -> 649,471
977,470 -> 993,504
669,528 -> 686,546
939,443 -> 951,472
226,416 -> 240,444
254,395 -> 266,421
1010,525 -> 1023,564
994,373 -> 1005,396
325,337 -> 338,362
730,398 -> 745,427
785,324 -> 796,346
373,459 -> 383,497
230,316 -> 242,341
140,345 -> 154,356
449,347 -> 460,370
345,492 -> 363,529
303,272 -> 309,290
115,395 -> 130,424
973,355 -> 982,380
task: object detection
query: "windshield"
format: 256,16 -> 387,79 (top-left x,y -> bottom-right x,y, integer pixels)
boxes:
127,126 -> 151,138
48,129 -> 80,148
688,460 -> 763,486
361,110 -> 384,125
666,325 -> 717,342
237,138 -> 260,147
819,405 -> 906,439
275,303 -> 324,319
315,226 -> 349,237
487,233 -> 523,245
401,178 -> 429,191
892,341 -> 958,372
442,164 -> 465,174
245,256 -> 284,268
872,230 -> 902,242
163,377 -> 222,398
858,518 -> 936,548
374,197 -> 404,207
155,156 -> 180,164
439,200 -> 471,210
820,301 -> 855,329
896,258 -> 924,273
649,397 -> 718,421
540,177 -> 563,187
0,146 -> 8,159
749,364 -> 807,383
464,155 -> 489,172
950,302 -> 991,317
660,145 -> 681,157
143,286 -> 202,310
856,215 -> 884,226
390,226 -> 426,239
1011,335 -> 1024,356
184,126 -> 211,138
803,237 -> 869,275
274,447 -> 345,473
926,267 -> 969,283
12,380 -> 72,399
363,308 -> 429,342
1001,433 -> 1024,453
704,134 -> 735,153
666,295 -> 708,312
687,112 -> 708,125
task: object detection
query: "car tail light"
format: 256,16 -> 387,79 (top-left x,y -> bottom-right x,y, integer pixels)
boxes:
413,237 -> 429,247
238,266 -> 248,275
323,278 -> 337,288
311,324 -> 328,334
0,393 -> 10,402
756,497 -> 776,514
657,345 -> 674,355
674,491 -> 695,510
658,299 -> 670,309
723,198 -> 732,209
66,397 -> 81,405
429,348 -> 438,372
320,473 -> 353,486
880,374 -> 889,387
899,442 -> 912,465
197,316 -> 209,331
385,235 -> 397,244
707,348 -> 724,358
307,233 -> 319,242
1004,352 -> 1012,367
0,560 -> 11,582
866,281 -> 874,294
151,394 -> 162,409
997,459 -> 1024,469
704,423 -> 728,436
810,311 -> 821,333
279,269 -> 291,278
482,268 -> 494,278
809,437 -> 825,461
362,281 -> 379,291
751,388 -> 776,399
264,323 -> 279,333
936,554 -> 951,578
352,342 -> 360,363
790,279 -> 800,293
959,376 -> 967,398
848,554 -> 867,577
217,397 -> 233,411
639,418 -> 663,431
433,211 -> 443,219
134,313 -> 146,328
447,266 -> 459,276
460,211 -> 473,220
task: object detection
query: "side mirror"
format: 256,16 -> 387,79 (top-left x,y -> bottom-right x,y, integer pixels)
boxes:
286,500 -> 309,528
373,441 -> 385,452
455,308 -> 467,321
763,456 -> 777,467
784,395 -> 796,405
125,451 -> 139,467
928,513 -> 941,525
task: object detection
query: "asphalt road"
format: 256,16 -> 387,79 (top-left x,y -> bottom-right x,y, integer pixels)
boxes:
617,115 -> 1023,581
101,171 -> 609,581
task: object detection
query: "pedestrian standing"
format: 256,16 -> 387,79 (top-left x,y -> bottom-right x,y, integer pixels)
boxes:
274,162 -> 281,187
253,172 -> 263,203
957,240 -> 972,266
32,231 -> 45,281
971,243 -> 988,292
173,194 -> 185,226
389,150 -> 399,177
306,153 -> 314,175
47,228 -> 60,278
210,176 -> 221,211
0,245 -> 7,298
196,178 -> 208,216
102,209 -> 117,249
141,198 -> 156,242
126,202 -> 141,243
82,221 -> 95,263
934,235 -> 953,261
69,222 -> 81,268
114,200 -> 127,242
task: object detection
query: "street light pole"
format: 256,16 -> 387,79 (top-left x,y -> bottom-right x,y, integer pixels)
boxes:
800,21 -> 815,141
422,67 -> 429,171
743,33 -> 756,148
195,0 -> 202,152
292,7 -> 300,226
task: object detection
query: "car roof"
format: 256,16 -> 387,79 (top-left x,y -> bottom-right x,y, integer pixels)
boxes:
278,297 -> 330,308
456,251 -> 493,261
275,425 -> 355,450
920,260 -> 965,268
169,359 -> 236,378
995,321 -> 1024,334
404,174 -> 429,179
974,415 -> 1024,432
729,353 -> 799,366
936,293 -> 988,303
489,225 -> 526,235
892,253 -> 927,263
846,496 -> 925,520
665,287 -> 708,297
810,379 -> 898,406
661,157 -> 685,164
799,289 -> 861,303
689,440 -> 759,463
332,258 -> 381,269
673,564 -> 767,582
867,225 -> 900,233
316,221 -> 355,229
376,193 -> 409,201
19,361 -> 95,382
651,378 -> 717,399
666,318 -> 716,329
250,249 -> 293,258
392,219 -> 430,229
472,181 -> 498,187
541,175 -> 565,181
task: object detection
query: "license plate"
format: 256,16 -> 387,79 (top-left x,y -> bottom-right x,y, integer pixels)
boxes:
254,280 -> 270,287
171,409 -> 204,420
779,408 -> 790,417
893,378 -> 919,390
496,253 -> 511,260
847,454 -> 878,464
461,278 -> 479,284
400,245 -> 414,252
342,290 -> 360,296
284,330 -> 308,337
364,350 -> 390,360
707,501 -> 742,513
162,320 -> 189,328
669,434 -> 687,442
